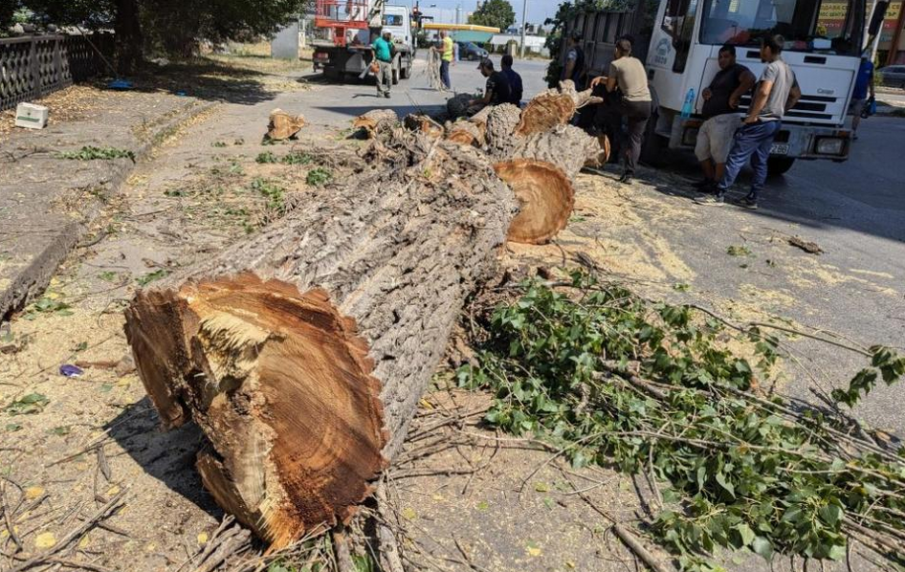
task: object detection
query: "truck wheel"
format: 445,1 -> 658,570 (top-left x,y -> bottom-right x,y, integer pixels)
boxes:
392,64 -> 400,85
400,61 -> 410,79
767,157 -> 795,177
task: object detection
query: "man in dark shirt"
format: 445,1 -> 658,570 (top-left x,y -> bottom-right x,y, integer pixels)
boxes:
471,58 -> 511,108
693,45 -> 755,193
501,54 -> 523,105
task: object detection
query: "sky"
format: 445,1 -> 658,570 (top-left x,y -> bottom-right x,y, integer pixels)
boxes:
414,0 -> 561,29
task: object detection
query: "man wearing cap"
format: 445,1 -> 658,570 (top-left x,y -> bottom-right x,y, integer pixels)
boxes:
471,58 -> 511,108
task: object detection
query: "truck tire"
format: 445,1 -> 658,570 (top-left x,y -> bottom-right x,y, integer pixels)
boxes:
767,157 -> 795,177
392,63 -> 400,85
400,59 -> 411,79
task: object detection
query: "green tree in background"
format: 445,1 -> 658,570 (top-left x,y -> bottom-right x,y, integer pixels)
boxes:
468,0 -> 516,31
11,0 -> 306,73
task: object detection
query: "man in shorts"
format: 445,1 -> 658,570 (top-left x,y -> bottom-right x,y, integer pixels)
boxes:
693,45 -> 755,193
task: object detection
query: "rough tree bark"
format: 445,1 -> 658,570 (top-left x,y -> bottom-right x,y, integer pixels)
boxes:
114,0 -> 144,74
484,104 -> 523,158
511,125 -> 602,181
124,132 -> 516,549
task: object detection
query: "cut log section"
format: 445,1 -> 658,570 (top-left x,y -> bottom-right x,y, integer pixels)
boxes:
514,93 -> 575,137
445,120 -> 483,147
403,113 -> 444,139
511,124 -> 601,181
353,109 -> 399,138
494,159 -> 574,245
124,133 -> 516,549
267,109 -> 306,140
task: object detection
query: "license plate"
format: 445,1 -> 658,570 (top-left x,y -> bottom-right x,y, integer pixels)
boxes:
770,143 -> 790,155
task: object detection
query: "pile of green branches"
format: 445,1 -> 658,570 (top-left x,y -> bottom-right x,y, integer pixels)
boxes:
459,271 -> 905,571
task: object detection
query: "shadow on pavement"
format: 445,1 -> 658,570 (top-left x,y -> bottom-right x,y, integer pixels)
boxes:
627,120 -> 905,245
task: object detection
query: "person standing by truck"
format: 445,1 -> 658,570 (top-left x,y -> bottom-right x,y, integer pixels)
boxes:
372,30 -> 395,98
562,32 -> 587,89
432,31 -> 455,90
590,39 -> 652,184
696,35 -> 801,208
693,45 -> 756,193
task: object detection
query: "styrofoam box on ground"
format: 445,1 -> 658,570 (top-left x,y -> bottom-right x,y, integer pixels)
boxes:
15,103 -> 49,129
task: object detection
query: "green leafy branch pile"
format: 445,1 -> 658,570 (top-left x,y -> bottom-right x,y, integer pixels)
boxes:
58,146 -> 136,162
459,271 -> 905,571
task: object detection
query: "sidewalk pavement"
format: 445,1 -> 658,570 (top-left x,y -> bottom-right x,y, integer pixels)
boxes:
0,90 -> 215,319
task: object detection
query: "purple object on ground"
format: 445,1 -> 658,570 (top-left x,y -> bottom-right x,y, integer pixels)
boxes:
60,364 -> 83,377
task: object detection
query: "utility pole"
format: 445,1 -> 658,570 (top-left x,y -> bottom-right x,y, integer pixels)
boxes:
887,0 -> 905,65
519,0 -> 527,58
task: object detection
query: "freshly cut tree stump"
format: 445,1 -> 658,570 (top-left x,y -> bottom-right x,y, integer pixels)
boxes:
446,120 -> 483,147
124,133 -> 516,549
511,124 -> 601,181
514,93 -> 575,137
494,159 -> 573,245
267,109 -> 306,140
353,109 -> 398,138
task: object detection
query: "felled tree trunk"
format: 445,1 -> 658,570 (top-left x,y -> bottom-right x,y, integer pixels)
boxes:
353,109 -> 398,138
267,110 -> 306,140
494,159 -> 573,245
515,93 -> 576,137
511,125 -> 602,180
124,133 -> 515,549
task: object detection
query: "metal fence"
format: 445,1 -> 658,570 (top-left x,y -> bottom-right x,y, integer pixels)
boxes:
0,33 -> 115,112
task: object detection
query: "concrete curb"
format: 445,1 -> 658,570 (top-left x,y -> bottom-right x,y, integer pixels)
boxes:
0,99 -> 219,320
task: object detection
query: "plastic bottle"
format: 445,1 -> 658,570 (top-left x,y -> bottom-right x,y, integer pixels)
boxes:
680,88 -> 695,119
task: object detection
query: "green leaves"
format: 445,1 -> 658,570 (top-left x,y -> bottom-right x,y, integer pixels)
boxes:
5,393 -> 49,415
832,346 -> 905,407
465,272 -> 905,572
305,168 -> 333,187
58,146 -> 135,161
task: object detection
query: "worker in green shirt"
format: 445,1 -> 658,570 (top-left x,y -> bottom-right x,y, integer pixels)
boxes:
371,30 -> 394,98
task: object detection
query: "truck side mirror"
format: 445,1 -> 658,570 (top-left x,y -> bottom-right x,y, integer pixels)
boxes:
868,0 -> 889,36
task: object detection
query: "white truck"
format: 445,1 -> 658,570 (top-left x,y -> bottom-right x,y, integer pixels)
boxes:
312,0 -> 415,83
567,0 -> 878,176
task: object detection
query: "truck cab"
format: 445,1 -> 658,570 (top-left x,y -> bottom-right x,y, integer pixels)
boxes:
645,0 -> 866,174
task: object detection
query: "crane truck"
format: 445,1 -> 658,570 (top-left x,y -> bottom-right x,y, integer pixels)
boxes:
311,0 -> 415,83
565,0 -> 889,176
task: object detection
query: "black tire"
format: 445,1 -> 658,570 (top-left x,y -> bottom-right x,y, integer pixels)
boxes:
767,157 -> 795,177
400,61 -> 410,79
392,64 -> 399,85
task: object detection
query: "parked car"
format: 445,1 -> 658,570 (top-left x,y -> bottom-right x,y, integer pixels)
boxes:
456,41 -> 488,61
878,65 -> 905,89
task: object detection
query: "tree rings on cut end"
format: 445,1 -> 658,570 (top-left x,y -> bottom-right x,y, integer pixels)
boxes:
514,94 -> 576,137
493,159 -> 574,245
124,273 -> 387,549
